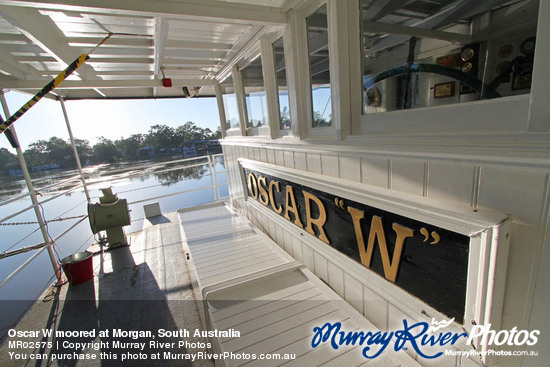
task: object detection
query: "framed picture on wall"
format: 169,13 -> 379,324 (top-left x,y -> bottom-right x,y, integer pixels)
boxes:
434,81 -> 455,98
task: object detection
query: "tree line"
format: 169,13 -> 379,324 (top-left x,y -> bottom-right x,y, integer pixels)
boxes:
0,122 -> 221,176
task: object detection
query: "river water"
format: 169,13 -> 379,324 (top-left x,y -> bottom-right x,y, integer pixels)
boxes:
0,155 -> 227,341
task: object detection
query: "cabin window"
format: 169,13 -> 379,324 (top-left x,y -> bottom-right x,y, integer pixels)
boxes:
307,4 -> 332,128
221,74 -> 240,129
241,55 -> 268,129
360,0 -> 539,115
273,36 -> 291,131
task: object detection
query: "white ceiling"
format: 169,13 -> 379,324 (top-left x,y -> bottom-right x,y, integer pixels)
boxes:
0,0 -> 288,99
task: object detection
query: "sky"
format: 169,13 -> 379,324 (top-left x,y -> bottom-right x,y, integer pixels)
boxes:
0,90 -> 221,151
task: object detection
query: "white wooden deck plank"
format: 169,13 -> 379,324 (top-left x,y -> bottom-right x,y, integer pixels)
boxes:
214,288 -> 324,327
211,281 -> 317,320
188,241 -> 263,259
198,253 -> 286,277
189,238 -> 266,260
195,250 -> 284,272
220,303 -> 339,352
180,213 -> 235,226
282,333 -> 364,367
318,346 -> 370,367
180,212 -> 239,224
193,247 -> 272,269
184,213 -> 246,224
359,352 -> 411,366
192,243 -> 274,266
208,271 -> 312,304
186,228 -> 256,245
216,293 -> 329,332
255,325 -> 361,367
178,203 -> 422,367
228,312 -> 349,359
200,258 -> 291,286
184,221 -> 251,237
184,219 -> 252,232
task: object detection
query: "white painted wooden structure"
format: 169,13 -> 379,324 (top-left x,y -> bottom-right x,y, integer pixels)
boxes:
179,202 -> 421,367
1,1 -> 549,366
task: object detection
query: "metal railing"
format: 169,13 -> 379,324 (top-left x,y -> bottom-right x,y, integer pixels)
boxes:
0,153 -> 228,291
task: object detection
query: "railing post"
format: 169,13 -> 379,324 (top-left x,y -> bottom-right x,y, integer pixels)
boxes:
0,91 -> 63,284
207,155 -> 217,201
212,154 -> 221,200
59,97 -> 91,202
214,82 -> 227,138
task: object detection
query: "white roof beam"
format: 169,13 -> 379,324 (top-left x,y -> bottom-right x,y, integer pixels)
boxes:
67,37 -> 153,48
160,59 -> 222,66
1,78 -> 217,89
86,57 -> 153,64
0,44 -> 48,80
93,70 -> 154,76
0,6 -> 100,80
164,49 -> 226,59
0,0 -> 287,25
165,40 -> 233,51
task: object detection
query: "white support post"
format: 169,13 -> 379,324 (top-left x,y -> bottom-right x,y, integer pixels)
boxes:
260,35 -> 280,140
207,155 -> 217,201
214,82 -> 228,138
347,0 -> 362,136
285,8 -> 308,139
327,0 -> 352,140
59,97 -> 91,202
0,92 -> 63,285
232,65 -> 248,136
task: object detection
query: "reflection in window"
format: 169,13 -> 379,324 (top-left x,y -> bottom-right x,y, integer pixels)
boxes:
307,4 -> 331,127
221,74 -> 240,129
242,56 -> 268,128
361,0 -> 539,115
273,37 -> 291,130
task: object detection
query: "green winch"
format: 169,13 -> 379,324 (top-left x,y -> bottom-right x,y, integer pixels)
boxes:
88,187 -> 131,248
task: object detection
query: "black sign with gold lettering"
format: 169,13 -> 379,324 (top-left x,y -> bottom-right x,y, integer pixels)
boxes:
244,168 -> 469,323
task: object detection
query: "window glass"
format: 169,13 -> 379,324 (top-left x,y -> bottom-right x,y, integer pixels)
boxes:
273,37 -> 291,130
221,74 -> 240,129
242,56 -> 268,128
361,0 -> 539,114
307,4 -> 331,127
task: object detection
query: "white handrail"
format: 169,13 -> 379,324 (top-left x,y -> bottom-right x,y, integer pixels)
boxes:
0,246 -> 49,290
0,183 -> 83,224
0,154 -> 226,291
0,176 -> 81,208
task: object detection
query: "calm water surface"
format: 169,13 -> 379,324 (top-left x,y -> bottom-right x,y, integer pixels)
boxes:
0,156 -> 227,341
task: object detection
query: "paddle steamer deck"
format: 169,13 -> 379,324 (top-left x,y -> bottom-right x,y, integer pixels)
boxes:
0,210 -> 213,367
0,203 -> 420,366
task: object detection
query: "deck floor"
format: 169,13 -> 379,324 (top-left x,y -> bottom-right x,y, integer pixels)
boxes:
0,211 -> 214,367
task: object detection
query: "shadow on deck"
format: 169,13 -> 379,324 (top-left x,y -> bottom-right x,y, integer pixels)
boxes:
0,212 -> 213,367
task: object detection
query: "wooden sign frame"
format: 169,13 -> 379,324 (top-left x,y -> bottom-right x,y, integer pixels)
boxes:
238,158 -> 511,352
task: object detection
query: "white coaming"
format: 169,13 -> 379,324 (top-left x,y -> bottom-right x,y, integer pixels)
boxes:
223,140 -> 550,366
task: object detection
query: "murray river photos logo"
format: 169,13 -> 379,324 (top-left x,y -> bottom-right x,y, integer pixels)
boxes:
311,318 -> 540,359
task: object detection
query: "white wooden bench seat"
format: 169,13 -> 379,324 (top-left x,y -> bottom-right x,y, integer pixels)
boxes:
179,202 -> 420,367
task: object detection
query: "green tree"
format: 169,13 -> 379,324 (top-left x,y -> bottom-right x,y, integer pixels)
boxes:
116,134 -> 144,161
0,147 -> 19,175
92,137 -> 121,163
45,137 -> 72,167
74,138 -> 91,164
23,139 -> 48,167
145,124 -> 176,153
